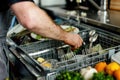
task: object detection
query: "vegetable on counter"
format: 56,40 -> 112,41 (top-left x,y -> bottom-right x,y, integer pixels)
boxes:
80,66 -> 97,80
105,62 -> 120,75
92,72 -> 115,80
55,71 -> 84,80
94,61 -> 120,80
95,61 -> 107,72
55,61 -> 120,80
113,68 -> 120,80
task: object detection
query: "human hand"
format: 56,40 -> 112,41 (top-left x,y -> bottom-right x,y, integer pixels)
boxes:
64,33 -> 83,50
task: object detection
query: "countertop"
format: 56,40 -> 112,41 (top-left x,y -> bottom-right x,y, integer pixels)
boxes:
43,6 -> 120,34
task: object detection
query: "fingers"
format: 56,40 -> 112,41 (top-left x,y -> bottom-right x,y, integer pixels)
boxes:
71,34 -> 83,50
76,35 -> 83,48
64,33 -> 83,50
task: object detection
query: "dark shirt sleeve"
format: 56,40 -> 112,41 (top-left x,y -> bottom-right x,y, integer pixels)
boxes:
0,0 -> 34,12
8,0 -> 34,6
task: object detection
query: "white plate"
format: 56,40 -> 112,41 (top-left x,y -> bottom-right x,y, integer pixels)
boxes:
7,24 -> 26,37
30,33 -> 48,41
7,24 -> 47,41
60,25 -> 79,34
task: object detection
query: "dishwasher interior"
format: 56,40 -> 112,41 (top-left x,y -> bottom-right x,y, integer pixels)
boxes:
8,16 -> 120,80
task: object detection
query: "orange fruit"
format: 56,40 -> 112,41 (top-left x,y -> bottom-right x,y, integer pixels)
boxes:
105,62 -> 120,75
95,62 -> 107,72
113,68 -> 120,80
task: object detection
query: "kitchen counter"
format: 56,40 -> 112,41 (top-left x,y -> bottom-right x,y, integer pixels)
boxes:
43,6 -> 120,34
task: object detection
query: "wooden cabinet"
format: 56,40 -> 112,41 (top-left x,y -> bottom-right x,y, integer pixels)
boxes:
110,0 -> 120,10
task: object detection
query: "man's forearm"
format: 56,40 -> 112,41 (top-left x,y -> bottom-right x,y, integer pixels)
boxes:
10,1 -> 68,41
10,1 -> 83,49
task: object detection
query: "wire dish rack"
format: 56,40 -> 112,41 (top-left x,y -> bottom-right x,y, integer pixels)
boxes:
8,17 -> 120,80
8,15 -> 120,80
27,29 -> 120,80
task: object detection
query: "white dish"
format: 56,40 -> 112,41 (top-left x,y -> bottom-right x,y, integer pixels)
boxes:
7,24 -> 48,41
7,24 -> 26,37
60,25 -> 79,34
30,33 -> 48,41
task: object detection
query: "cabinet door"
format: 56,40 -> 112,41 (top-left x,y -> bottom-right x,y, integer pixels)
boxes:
110,0 -> 120,10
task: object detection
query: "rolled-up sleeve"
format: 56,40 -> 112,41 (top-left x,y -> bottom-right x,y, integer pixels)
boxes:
7,0 -> 34,6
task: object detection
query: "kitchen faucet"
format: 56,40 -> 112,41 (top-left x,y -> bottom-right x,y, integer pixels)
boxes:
76,0 -> 82,25
88,0 -> 107,11
100,0 -> 108,11
88,0 -> 109,23
74,0 -> 109,24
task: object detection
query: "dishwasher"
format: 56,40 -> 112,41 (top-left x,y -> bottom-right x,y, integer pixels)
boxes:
7,17 -> 120,80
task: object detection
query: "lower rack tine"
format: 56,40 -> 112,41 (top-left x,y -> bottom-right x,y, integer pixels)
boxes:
85,48 -> 89,54
82,49 -> 86,55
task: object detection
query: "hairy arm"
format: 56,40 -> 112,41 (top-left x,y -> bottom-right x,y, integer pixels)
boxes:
10,1 -> 83,49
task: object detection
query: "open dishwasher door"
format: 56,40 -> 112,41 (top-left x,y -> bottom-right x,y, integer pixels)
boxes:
6,38 -> 46,80
7,14 -> 120,80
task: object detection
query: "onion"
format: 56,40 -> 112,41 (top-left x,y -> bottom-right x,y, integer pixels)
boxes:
80,66 -> 97,80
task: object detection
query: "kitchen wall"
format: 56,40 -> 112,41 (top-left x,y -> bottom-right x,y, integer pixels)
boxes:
110,0 -> 120,11
41,0 -> 66,6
